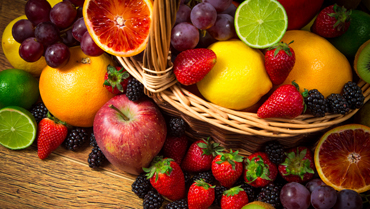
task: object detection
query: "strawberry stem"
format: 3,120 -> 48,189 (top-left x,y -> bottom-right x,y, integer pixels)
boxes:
109,104 -> 129,121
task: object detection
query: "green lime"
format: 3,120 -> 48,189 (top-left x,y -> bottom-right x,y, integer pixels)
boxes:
234,0 -> 288,49
329,10 -> 370,59
0,106 -> 37,150
0,69 -> 40,110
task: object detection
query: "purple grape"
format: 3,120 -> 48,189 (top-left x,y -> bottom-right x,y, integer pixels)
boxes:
50,1 -> 77,29
175,4 -> 191,25
35,22 -> 60,46
69,0 -> 85,7
280,182 -> 311,209
170,22 -> 199,52
333,189 -> 362,209
190,2 -> 217,30
306,179 -> 327,193
202,0 -> 233,13
45,43 -> 70,68
25,0 -> 52,26
77,7 -> 83,18
220,3 -> 236,17
61,29 -> 79,47
196,30 -> 217,48
72,17 -> 87,42
12,19 -> 35,43
310,186 -> 337,209
80,32 -> 104,56
207,14 -> 235,41
19,37 -> 44,62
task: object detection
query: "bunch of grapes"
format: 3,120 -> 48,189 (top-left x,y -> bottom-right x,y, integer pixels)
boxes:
12,0 -> 103,68
171,0 -> 237,52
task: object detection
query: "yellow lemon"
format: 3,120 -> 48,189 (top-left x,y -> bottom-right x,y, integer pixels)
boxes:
197,39 -> 272,110
2,15 -> 47,77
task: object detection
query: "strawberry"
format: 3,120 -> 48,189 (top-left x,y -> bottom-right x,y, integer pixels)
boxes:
278,146 -> 315,183
162,135 -> 189,165
244,152 -> 277,188
212,149 -> 244,188
257,81 -> 305,119
188,179 -> 215,209
265,41 -> 296,85
37,113 -> 68,159
103,65 -> 130,94
181,137 -> 224,173
311,4 -> 351,38
174,48 -> 217,85
221,186 -> 249,209
143,156 -> 185,201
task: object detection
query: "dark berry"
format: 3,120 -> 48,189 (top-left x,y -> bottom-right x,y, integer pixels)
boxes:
214,185 -> 228,206
240,182 -> 256,202
257,183 -> 283,208
131,173 -> 153,199
192,171 -> 215,185
90,133 -> 97,147
184,171 -> 192,189
126,77 -> 144,102
88,146 -> 106,169
264,141 -> 285,165
168,117 -> 187,137
29,102 -> 48,123
143,190 -> 164,209
342,81 -> 365,109
327,93 -> 350,115
64,127 -> 89,151
165,198 -> 188,209
304,89 -> 329,117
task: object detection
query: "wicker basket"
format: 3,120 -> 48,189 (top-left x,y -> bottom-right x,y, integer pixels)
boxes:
116,0 -> 370,155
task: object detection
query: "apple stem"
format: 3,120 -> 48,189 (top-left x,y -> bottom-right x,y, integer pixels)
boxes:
109,104 -> 129,121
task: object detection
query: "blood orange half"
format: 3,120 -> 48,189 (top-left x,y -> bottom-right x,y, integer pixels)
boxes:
314,124 -> 370,193
83,0 -> 153,57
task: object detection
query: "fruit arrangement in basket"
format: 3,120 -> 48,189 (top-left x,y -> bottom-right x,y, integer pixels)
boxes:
2,0 -> 370,208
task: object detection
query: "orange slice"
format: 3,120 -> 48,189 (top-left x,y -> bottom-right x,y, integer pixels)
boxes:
314,124 -> 370,193
83,0 -> 153,57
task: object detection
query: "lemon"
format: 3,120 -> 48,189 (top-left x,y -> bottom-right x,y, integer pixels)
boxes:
197,39 -> 272,110
2,15 -> 47,77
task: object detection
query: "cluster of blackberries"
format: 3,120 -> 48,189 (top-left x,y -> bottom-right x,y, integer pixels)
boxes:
88,133 -> 106,169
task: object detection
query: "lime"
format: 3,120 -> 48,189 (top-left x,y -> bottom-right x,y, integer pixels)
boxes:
0,69 -> 40,110
0,106 -> 37,150
234,0 -> 288,49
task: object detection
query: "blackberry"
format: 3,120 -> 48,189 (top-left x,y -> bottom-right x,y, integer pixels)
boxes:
192,171 -> 215,185
304,89 -> 329,117
126,77 -> 144,102
131,173 -> 152,199
240,182 -> 256,202
327,93 -> 350,115
168,117 -> 187,137
29,102 -> 48,123
165,199 -> 188,209
342,81 -> 365,109
143,190 -> 164,209
64,127 -> 89,151
88,146 -> 106,168
257,183 -> 283,208
214,185 -> 228,206
184,171 -> 192,189
264,141 -> 285,165
90,133 -> 97,147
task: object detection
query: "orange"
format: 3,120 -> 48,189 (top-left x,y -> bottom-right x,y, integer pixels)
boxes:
314,124 -> 370,193
83,0 -> 153,57
39,46 -> 115,127
281,30 -> 352,98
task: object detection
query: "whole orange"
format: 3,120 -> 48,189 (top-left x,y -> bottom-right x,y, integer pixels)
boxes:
281,30 -> 352,98
39,46 -> 115,127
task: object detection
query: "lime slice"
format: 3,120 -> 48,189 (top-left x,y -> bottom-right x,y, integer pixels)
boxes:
0,106 -> 37,150
235,0 -> 288,49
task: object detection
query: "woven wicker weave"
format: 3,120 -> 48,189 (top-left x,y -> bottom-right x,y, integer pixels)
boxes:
116,0 -> 370,155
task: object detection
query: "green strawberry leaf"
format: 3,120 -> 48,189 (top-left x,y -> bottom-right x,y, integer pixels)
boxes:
223,186 -> 244,197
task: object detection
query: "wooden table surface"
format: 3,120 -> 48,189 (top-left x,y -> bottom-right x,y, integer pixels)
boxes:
0,0 -> 150,208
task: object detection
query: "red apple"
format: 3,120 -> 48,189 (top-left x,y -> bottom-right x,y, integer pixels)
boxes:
93,94 -> 167,175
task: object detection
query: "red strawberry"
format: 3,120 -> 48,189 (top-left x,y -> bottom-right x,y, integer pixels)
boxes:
244,152 -> 277,188
278,146 -> 315,183
265,41 -> 296,85
221,186 -> 249,209
212,149 -> 244,188
103,65 -> 130,94
162,135 -> 189,165
37,114 -> 68,159
257,82 -> 305,119
311,4 -> 351,38
174,48 -> 217,85
143,156 -> 185,201
188,179 -> 215,209
181,137 -> 224,173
